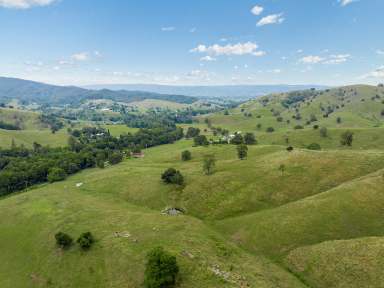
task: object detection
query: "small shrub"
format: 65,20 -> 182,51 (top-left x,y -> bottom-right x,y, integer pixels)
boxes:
77,232 -> 95,250
319,127 -> 328,138
266,127 -> 275,133
340,131 -> 354,146
161,168 -> 184,185
237,144 -> 248,160
203,154 -> 216,175
144,247 -> 179,288
181,150 -> 192,161
313,125 -> 319,130
55,232 -> 73,249
286,146 -> 294,152
294,125 -> 304,130
307,143 -> 321,150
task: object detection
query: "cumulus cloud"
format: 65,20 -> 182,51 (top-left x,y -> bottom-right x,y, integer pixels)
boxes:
300,55 -> 324,64
71,52 -> 89,61
376,50 -> 384,55
339,0 -> 357,7
200,56 -> 216,62
300,54 -> 350,64
251,5 -> 263,15
191,42 -> 265,57
360,66 -> 384,79
257,13 -> 284,26
0,0 -> 56,9
323,54 -> 351,64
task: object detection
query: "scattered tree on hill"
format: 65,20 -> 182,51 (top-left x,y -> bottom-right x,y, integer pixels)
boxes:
244,133 -> 256,145
108,152 -> 124,165
193,135 -> 209,146
337,117 -> 342,124
286,146 -> 294,152
313,125 -> 319,130
230,134 -> 244,145
203,154 -> 216,175
161,168 -> 184,185
266,127 -> 275,133
47,167 -> 67,183
319,127 -> 328,138
181,150 -> 192,161
185,127 -> 200,138
77,232 -> 95,250
144,247 -> 179,288
340,131 -> 354,146
237,144 -> 248,160
307,143 -> 321,150
55,232 -> 73,249
294,125 -> 304,130
381,109 -> 384,117
256,123 -> 262,130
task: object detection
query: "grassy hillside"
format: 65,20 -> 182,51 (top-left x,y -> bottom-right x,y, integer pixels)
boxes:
205,85 -> 384,132
215,168 -> 384,261
1,136 -> 384,286
286,237 -> 384,288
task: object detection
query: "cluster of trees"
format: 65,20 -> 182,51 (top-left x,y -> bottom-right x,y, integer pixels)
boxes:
39,114 -> 64,133
0,126 -> 184,196
55,231 -> 95,250
0,121 -> 20,130
123,111 -> 192,129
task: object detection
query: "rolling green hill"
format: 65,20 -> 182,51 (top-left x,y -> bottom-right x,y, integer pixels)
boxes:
205,84 -> 384,132
1,136 -> 384,287
1,84 -> 384,287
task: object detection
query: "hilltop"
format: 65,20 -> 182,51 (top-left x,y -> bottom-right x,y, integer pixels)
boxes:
0,77 -> 197,106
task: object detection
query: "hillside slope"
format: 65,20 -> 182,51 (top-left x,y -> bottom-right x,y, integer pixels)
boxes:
0,77 -> 197,106
206,85 -> 384,132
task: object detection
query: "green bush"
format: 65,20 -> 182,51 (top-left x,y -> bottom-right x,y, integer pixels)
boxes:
144,247 -> 179,288
77,232 -> 95,250
181,150 -> 192,161
47,167 -> 67,183
161,168 -> 184,185
55,232 -> 73,249
307,143 -> 321,150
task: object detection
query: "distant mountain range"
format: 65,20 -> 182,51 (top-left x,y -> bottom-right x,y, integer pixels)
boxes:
86,84 -> 329,100
0,77 -> 197,106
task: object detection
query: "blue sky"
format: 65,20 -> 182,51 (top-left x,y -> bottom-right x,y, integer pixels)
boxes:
0,0 -> 383,86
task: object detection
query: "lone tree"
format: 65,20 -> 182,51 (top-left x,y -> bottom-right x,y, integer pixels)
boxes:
161,168 -> 184,185
237,144 -> 248,160
244,133 -> 257,145
55,232 -> 73,249
278,164 -> 286,176
186,127 -> 200,138
77,232 -> 95,250
230,133 -> 244,145
203,154 -> 216,175
193,135 -> 209,146
144,247 -> 179,288
181,150 -> 192,161
319,127 -> 328,138
340,131 -> 354,146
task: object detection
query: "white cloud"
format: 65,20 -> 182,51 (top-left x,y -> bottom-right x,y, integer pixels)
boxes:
300,55 -> 324,64
376,49 -> 384,55
339,0 -> 357,7
257,13 -> 284,26
200,56 -> 216,62
300,54 -> 350,64
323,54 -> 351,64
191,42 -> 265,57
0,0 -> 55,9
71,52 -> 89,61
269,69 -> 282,74
161,27 -> 175,32
189,27 -> 197,33
360,66 -> 384,79
251,5 -> 263,16
296,49 -> 303,53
